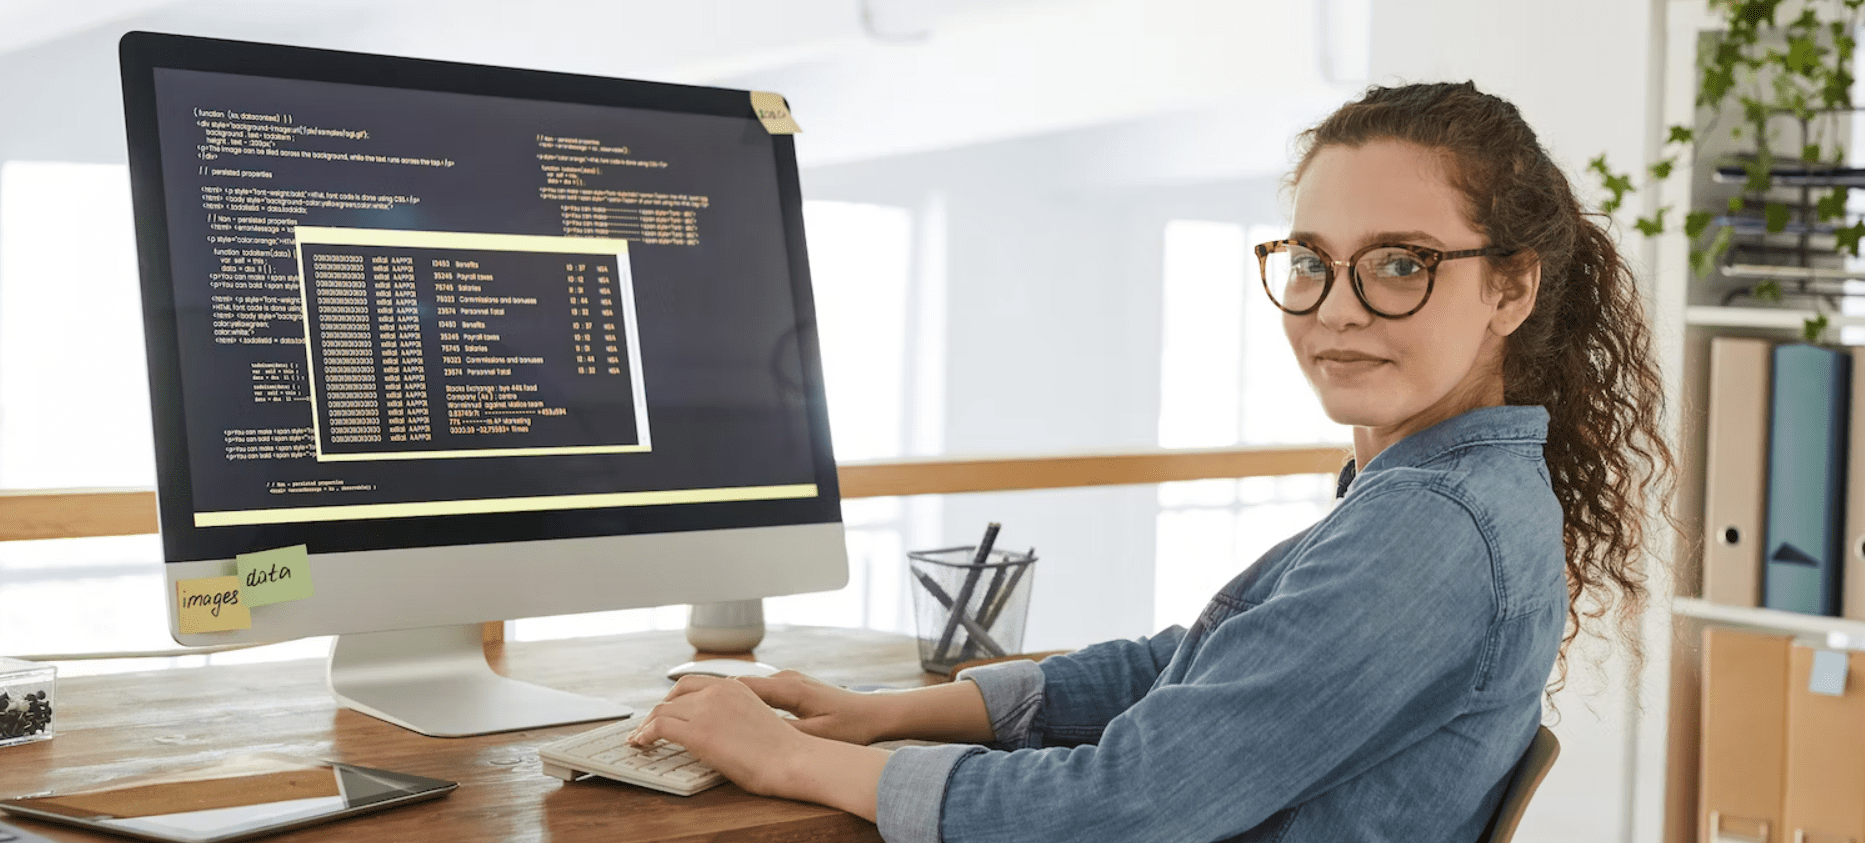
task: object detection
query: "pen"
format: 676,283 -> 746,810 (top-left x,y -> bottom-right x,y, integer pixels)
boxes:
980,547 -> 1034,631
911,568 -> 1006,660
934,522 -> 999,663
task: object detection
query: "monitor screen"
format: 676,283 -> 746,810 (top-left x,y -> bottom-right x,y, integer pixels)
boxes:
124,36 -> 839,561
120,32 -> 846,734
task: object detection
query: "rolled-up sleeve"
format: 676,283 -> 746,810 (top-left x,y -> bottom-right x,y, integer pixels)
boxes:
955,659 -> 1046,747
878,743 -> 984,843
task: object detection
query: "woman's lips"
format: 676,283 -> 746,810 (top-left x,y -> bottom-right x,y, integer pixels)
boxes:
1313,350 -> 1387,377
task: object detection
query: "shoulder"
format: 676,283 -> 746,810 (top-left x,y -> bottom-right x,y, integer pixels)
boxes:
1330,444 -> 1564,619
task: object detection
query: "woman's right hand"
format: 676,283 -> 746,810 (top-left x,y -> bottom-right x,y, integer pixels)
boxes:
738,671 -> 895,746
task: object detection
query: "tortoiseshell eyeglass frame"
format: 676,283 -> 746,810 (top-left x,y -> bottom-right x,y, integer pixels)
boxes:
1253,238 -> 1514,319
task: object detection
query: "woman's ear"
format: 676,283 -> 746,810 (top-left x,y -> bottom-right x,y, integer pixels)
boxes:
1487,254 -> 1540,337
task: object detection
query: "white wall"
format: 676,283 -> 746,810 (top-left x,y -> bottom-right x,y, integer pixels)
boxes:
800,130 -> 1296,648
1367,1 -> 1665,841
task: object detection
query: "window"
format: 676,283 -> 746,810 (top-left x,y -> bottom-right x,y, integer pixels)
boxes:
0,162 -> 153,490
1153,220 -> 1348,629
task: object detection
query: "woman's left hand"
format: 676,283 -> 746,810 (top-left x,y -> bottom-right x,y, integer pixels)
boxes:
627,675 -> 812,799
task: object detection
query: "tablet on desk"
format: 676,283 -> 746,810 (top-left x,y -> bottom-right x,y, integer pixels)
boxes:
0,753 -> 456,843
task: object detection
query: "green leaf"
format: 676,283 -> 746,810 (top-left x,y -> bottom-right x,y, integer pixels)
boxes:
1686,210 -> 1717,239
1804,144 -> 1824,163
1785,36 -> 1822,73
1764,203 -> 1792,232
1587,154 -> 1608,175
1650,159 -> 1675,180
1701,63 -> 1737,107
1635,208 -> 1666,237
1745,156 -> 1773,194
1803,312 -> 1831,344
1690,225 -> 1735,279
1837,221 -> 1865,256
1667,125 -> 1694,145
1816,187 -> 1849,221
1741,96 -> 1769,127
1728,195 -> 1745,213
1753,279 -> 1783,302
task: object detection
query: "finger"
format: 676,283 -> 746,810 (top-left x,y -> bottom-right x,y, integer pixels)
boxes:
663,674 -> 726,701
737,672 -> 806,708
628,713 -> 687,746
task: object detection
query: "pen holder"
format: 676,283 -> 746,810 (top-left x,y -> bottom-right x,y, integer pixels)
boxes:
0,657 -> 54,748
908,546 -> 1037,676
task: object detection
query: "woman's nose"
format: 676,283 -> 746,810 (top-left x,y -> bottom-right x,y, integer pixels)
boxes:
1314,264 -> 1372,329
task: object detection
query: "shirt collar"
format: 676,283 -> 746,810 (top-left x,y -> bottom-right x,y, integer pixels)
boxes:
1334,405 -> 1549,498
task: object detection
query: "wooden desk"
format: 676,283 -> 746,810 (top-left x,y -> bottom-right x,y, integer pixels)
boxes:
0,626 -> 936,843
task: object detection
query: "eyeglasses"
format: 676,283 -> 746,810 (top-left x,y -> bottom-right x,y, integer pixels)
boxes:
1254,239 -> 1513,319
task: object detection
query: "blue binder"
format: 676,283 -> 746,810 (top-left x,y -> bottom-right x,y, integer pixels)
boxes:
1763,344 -> 1852,616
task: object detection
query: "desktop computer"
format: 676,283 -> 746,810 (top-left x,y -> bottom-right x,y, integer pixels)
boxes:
117,32 -> 848,737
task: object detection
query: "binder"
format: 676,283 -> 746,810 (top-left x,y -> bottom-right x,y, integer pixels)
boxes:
1846,347 -> 1865,621
1782,644 -> 1865,843
1703,337 -> 1772,607
1700,626 -> 1789,843
1762,344 -> 1851,616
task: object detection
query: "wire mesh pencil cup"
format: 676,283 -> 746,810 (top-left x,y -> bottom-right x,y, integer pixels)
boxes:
908,546 -> 1037,676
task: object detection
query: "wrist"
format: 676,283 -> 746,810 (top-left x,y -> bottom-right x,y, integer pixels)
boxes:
787,732 -> 887,821
864,690 -> 910,743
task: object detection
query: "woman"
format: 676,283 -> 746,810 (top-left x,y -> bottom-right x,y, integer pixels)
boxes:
626,81 -> 1673,842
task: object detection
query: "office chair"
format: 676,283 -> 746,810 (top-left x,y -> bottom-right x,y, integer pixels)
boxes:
1477,726 -> 1561,843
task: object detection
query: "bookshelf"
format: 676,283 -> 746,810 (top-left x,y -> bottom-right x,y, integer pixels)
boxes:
1673,597 -> 1865,644
1652,3 -> 1865,842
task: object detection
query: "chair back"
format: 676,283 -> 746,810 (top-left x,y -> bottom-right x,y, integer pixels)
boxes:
1477,726 -> 1561,843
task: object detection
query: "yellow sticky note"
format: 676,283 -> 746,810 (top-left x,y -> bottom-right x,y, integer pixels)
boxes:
176,576 -> 252,633
750,91 -> 801,134
237,545 -> 313,607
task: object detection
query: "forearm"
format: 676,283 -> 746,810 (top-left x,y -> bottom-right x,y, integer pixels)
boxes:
787,737 -> 892,822
872,680 -> 996,744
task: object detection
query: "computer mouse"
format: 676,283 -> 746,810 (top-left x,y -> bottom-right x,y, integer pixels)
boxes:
665,658 -> 783,681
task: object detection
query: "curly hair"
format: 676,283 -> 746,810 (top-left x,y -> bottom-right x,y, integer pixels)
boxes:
1289,81 -> 1677,700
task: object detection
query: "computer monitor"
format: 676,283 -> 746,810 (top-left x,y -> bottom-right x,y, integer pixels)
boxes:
118,32 -> 847,737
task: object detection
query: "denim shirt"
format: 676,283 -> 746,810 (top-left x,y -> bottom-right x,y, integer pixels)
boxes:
875,405 -> 1566,843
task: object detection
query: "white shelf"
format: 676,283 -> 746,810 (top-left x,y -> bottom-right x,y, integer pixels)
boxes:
1683,305 -> 1865,330
1673,596 -> 1865,644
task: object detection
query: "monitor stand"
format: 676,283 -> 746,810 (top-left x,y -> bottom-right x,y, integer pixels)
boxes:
326,624 -> 631,737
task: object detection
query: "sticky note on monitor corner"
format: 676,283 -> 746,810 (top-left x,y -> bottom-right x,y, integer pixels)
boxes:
237,545 -> 314,607
750,91 -> 801,134
177,576 -> 252,633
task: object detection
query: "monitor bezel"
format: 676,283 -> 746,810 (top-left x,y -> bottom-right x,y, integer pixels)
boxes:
118,31 -> 843,565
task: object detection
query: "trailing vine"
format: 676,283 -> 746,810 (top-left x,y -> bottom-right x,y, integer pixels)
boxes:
1593,0 -> 1864,342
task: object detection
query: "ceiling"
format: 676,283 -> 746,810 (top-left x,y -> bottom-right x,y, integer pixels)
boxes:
0,0 -> 1076,82
0,0 -> 1361,175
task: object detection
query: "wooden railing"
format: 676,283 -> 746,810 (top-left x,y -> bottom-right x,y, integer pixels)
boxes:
0,445 -> 1349,649
0,445 -> 1350,543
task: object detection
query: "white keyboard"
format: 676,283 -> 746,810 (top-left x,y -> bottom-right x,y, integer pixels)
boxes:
538,711 -> 793,796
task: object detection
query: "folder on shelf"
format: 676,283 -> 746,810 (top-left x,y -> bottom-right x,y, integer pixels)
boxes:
1700,626 -> 1789,843
1783,644 -> 1865,843
1847,347 -> 1865,622
1762,344 -> 1851,616
1703,337 -> 1772,607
